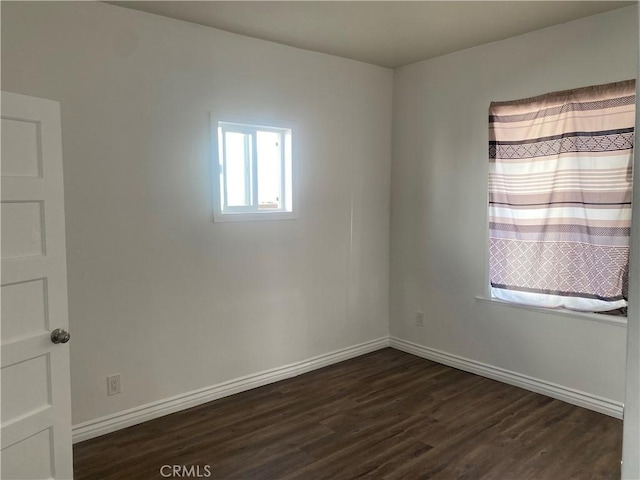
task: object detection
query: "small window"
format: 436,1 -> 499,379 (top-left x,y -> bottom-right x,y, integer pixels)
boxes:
212,118 -> 295,222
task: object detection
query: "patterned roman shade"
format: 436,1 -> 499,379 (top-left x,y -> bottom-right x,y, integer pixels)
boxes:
489,80 -> 636,312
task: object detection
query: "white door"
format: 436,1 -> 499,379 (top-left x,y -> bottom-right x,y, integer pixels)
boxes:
1,92 -> 73,479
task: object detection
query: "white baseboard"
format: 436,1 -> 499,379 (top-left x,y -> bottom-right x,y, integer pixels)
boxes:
72,337 -> 390,443
389,336 -> 623,419
73,335 -> 623,443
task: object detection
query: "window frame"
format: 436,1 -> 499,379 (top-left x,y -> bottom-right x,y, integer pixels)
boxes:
211,113 -> 297,223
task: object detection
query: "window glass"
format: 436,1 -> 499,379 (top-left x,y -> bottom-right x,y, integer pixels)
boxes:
214,119 -> 294,221
256,131 -> 282,210
225,131 -> 252,207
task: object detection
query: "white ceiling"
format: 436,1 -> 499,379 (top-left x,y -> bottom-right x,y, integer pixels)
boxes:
108,1 -> 636,69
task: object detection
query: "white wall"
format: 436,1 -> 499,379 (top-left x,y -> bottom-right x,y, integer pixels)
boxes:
391,7 -> 637,404
1,2 -> 392,425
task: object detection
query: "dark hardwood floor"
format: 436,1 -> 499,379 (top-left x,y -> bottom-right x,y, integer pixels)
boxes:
73,348 -> 622,480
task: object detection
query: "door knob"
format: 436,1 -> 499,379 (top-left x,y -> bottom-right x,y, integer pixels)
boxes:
51,328 -> 70,344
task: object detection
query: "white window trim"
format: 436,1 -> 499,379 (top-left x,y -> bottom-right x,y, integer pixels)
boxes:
210,112 -> 298,223
475,296 -> 628,327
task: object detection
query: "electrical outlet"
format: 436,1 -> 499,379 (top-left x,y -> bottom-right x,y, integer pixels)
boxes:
415,312 -> 424,327
107,374 -> 121,396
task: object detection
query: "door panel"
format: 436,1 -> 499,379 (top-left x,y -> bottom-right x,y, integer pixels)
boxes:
2,429 -> 55,480
1,278 -> 48,343
1,201 -> 45,258
1,117 -> 41,178
1,91 -> 73,479
2,353 -> 51,421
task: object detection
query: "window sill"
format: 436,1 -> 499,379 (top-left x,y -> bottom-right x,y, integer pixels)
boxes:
475,296 -> 628,328
212,211 -> 297,223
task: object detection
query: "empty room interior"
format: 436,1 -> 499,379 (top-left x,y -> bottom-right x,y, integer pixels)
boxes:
2,1 -> 640,479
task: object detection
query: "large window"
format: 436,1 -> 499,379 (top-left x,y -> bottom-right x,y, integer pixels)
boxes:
488,80 -> 635,313
213,118 -> 294,222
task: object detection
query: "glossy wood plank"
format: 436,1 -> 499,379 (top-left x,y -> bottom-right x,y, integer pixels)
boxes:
74,348 -> 622,479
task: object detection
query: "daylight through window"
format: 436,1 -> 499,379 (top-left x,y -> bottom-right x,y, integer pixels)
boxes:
214,120 -> 293,221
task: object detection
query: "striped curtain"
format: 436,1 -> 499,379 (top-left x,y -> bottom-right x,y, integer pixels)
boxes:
489,80 -> 635,312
